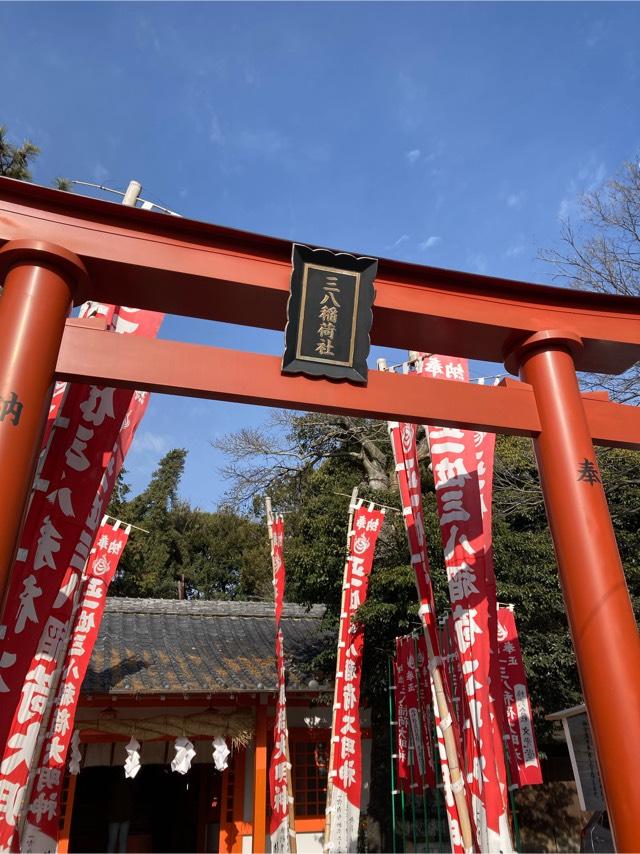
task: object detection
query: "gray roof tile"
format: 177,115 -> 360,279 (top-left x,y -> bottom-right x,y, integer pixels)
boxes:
83,598 -> 328,696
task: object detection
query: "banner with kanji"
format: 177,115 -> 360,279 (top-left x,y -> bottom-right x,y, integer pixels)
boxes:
0,305 -> 162,848
267,510 -> 295,854
325,501 -> 384,854
497,607 -> 542,787
394,635 -> 435,794
20,518 -> 130,852
388,420 -> 470,853
420,353 -> 511,853
393,641 -> 411,794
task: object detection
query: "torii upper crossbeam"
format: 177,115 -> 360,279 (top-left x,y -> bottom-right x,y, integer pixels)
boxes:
0,177 -> 639,851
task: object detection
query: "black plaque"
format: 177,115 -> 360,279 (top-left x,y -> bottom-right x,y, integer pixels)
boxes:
282,244 -> 377,383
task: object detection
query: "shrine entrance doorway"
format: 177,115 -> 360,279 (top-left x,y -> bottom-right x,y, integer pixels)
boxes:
68,763 -> 221,853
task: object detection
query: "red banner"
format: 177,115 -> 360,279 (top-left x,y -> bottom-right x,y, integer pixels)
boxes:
267,512 -> 294,853
395,635 -> 435,792
497,607 -> 542,787
326,501 -> 384,854
0,306 -> 162,848
388,420 -> 469,852
271,516 -> 285,627
20,519 -> 130,851
393,640 -> 411,794
414,635 -> 435,788
421,354 -> 511,852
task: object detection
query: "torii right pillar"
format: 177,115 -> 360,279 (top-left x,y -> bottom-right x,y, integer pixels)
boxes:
506,330 -> 640,852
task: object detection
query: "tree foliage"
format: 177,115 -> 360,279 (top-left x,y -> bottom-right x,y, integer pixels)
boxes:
0,126 -> 40,180
107,449 -> 271,600
214,411 -> 640,737
0,124 -> 70,188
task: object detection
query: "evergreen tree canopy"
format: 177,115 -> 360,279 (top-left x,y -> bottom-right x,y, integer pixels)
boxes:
107,449 -> 271,600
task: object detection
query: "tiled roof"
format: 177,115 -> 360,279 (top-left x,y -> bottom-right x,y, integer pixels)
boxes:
83,597 -> 329,696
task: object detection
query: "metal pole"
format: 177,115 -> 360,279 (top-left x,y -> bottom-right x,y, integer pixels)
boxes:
0,240 -> 86,612
408,742 -> 418,852
502,735 -> 521,852
507,330 -> 640,852
388,656 -> 398,854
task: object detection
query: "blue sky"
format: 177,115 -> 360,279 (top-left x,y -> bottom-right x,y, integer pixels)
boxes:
1,2 -> 638,509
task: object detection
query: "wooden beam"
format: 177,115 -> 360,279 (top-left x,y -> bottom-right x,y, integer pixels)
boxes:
56,322 -> 540,436
252,704 -> 268,854
55,323 -> 640,447
2,177 -> 640,374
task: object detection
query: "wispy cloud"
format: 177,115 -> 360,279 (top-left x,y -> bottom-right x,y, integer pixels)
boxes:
506,192 -> 524,209
131,431 -> 171,455
505,244 -> 525,258
396,71 -> 427,131
237,129 -> 289,157
209,113 -> 224,145
419,235 -> 442,250
468,253 -> 488,274
135,16 -> 162,53
585,19 -> 606,49
92,162 -> 109,183
393,234 -> 411,247
557,157 -> 607,220
405,149 -> 421,164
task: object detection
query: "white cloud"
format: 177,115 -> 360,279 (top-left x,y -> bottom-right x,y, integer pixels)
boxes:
405,149 -> 421,164
506,192 -> 524,209
557,157 -> 607,220
505,244 -> 525,258
468,253 -> 488,274
131,431 -> 171,455
209,113 -> 224,145
237,129 -> 289,157
92,162 -> 109,183
585,19 -> 606,48
419,236 -> 442,250
393,234 -> 410,247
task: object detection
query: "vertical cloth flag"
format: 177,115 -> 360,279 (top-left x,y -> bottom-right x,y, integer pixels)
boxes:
497,607 -> 542,787
393,640 -> 411,795
421,353 -> 512,853
266,508 -> 296,854
0,305 -> 162,847
394,635 -> 435,794
20,519 -> 130,852
325,500 -> 384,854
388,419 -> 472,854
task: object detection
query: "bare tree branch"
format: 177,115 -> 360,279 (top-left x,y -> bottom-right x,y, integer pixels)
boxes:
540,159 -> 640,403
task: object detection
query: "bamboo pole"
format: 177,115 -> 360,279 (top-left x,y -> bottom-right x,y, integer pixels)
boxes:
434,729 -> 444,851
323,486 -> 359,853
266,496 -> 297,853
423,626 -> 474,851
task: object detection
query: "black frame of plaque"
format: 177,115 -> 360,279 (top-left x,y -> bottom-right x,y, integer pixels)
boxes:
282,244 -> 377,383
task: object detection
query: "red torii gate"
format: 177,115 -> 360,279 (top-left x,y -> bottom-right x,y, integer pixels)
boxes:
0,177 -> 639,850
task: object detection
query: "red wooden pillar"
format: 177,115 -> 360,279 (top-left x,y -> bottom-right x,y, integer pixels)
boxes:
506,330 -> 640,852
0,239 -> 86,612
252,703 -> 268,853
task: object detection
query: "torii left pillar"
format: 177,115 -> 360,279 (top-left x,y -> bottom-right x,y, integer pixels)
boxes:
0,239 -> 86,612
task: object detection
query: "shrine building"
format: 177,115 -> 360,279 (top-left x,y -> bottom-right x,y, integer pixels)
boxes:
58,598 -> 372,854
